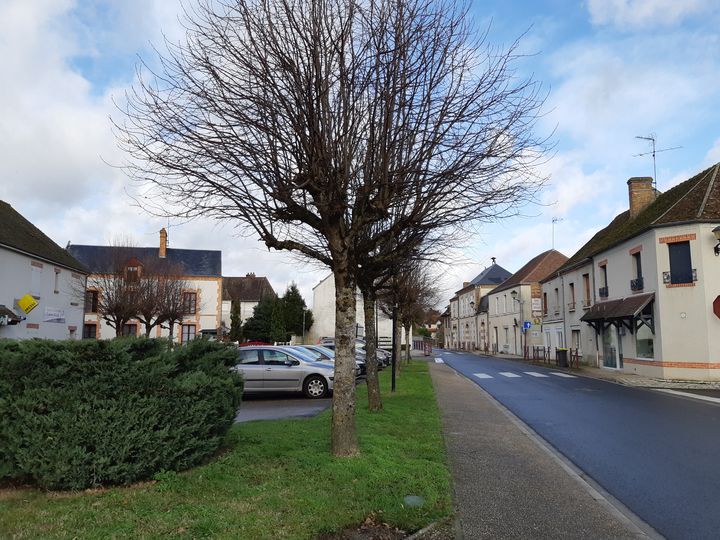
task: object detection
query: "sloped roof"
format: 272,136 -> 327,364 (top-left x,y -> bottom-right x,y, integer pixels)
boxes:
580,293 -> 654,322
67,245 -> 221,277
470,263 -> 513,286
223,275 -> 276,302
490,249 -> 568,294
558,162 -> 720,274
0,200 -> 87,272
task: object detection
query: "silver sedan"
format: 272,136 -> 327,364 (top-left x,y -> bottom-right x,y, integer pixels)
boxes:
233,345 -> 335,399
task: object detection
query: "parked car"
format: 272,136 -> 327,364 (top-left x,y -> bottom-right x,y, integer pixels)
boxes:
233,346 -> 334,398
291,345 -> 365,376
320,338 -> 389,368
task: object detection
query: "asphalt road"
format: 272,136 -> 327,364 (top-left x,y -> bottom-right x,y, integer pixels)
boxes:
437,350 -> 720,540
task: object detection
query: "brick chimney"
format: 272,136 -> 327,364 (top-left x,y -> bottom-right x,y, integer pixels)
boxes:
159,228 -> 167,258
627,177 -> 655,219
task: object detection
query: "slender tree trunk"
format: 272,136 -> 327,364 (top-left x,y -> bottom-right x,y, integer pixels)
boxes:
168,321 -> 175,343
362,288 -> 382,412
332,267 -> 359,456
405,324 -> 412,364
145,323 -> 152,337
394,318 -> 402,377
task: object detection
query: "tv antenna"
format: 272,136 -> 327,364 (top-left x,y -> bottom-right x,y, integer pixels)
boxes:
551,217 -> 564,250
634,134 -> 682,190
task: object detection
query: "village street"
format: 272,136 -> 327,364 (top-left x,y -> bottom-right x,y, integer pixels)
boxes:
437,350 -> 720,540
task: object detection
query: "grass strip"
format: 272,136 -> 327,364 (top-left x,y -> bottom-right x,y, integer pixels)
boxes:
0,361 -> 451,539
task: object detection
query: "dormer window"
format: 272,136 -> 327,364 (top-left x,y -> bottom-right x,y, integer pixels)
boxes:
126,265 -> 140,282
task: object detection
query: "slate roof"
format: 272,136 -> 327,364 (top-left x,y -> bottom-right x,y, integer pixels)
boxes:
222,275 -> 276,302
67,245 -> 222,277
557,162 -> 720,274
470,263 -> 513,286
0,200 -> 87,273
490,249 -> 569,294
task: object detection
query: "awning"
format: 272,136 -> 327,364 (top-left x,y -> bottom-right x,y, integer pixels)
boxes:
580,293 -> 654,334
0,305 -> 22,325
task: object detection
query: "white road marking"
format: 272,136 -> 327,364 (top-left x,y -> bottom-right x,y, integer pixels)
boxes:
474,373 -> 494,379
524,371 -> 549,378
499,372 -> 521,378
655,389 -> 720,404
434,358 -> 444,363
550,372 -> 577,378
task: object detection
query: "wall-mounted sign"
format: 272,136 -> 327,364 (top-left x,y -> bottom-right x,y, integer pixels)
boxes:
531,298 -> 542,311
17,294 -> 38,314
43,307 -> 65,324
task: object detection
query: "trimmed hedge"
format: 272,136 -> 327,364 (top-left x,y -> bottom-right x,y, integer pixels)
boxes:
0,338 -> 243,490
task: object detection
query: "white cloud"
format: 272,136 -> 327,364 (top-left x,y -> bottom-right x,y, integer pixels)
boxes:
587,0 -> 715,29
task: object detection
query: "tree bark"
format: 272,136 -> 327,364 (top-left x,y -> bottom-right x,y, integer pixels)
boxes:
362,288 -> 383,412
394,318 -> 402,377
332,268 -> 359,456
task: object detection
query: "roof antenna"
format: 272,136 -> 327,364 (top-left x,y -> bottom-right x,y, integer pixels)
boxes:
634,134 -> 682,191
551,217 -> 564,250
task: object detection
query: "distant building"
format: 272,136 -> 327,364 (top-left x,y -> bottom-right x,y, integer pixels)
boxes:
221,273 -> 276,329
543,164 -> 720,380
0,200 -> 87,340
68,229 -> 222,341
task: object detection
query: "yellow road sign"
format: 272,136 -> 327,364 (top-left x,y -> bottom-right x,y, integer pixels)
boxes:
18,294 -> 38,314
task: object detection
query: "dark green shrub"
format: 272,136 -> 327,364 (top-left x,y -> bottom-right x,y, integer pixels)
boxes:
0,338 -> 242,490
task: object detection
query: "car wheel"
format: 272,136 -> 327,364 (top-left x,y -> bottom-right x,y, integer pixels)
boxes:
303,375 -> 328,399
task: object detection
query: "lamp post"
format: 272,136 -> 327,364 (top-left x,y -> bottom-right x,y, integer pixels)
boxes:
713,225 -> 720,256
302,309 -> 306,344
511,290 -> 525,356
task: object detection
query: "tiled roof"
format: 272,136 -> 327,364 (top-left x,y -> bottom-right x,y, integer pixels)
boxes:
222,275 -> 276,302
558,162 -> 720,274
490,249 -> 568,294
0,200 -> 86,272
67,245 -> 222,277
580,293 -> 654,322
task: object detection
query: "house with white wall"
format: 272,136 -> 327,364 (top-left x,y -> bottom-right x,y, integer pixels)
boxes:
545,166 -> 720,380
68,229 -> 222,342
221,273 -> 276,330
0,200 -> 87,340
487,250 -> 568,355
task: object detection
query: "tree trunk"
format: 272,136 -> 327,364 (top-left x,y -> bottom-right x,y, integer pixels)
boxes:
145,323 -> 152,337
394,318 -> 402,377
332,268 -> 359,456
362,288 -> 382,412
405,324 -> 412,364
168,321 -> 175,343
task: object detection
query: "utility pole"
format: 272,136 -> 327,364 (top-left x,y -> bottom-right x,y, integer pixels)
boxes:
391,302 -> 398,392
302,309 -> 306,344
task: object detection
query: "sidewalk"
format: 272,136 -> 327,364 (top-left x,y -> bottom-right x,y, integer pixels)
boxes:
428,361 -> 648,539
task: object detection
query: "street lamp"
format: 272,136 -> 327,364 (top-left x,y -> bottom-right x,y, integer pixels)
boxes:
391,301 -> 398,392
713,225 -> 720,256
510,290 -> 525,356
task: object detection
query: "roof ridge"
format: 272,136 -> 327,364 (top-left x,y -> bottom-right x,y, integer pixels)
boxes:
652,167 -> 712,225
697,163 -> 719,218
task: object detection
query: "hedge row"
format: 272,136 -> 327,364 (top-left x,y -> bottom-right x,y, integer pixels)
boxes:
0,338 -> 243,490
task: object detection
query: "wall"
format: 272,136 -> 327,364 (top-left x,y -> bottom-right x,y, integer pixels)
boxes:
220,299 -> 260,329
487,284 -> 537,355
0,248 -> 85,340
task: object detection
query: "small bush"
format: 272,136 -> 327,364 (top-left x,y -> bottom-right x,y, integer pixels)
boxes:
0,338 -> 242,490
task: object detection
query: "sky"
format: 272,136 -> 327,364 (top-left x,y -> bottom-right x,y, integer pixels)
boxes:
1,0 -> 719,309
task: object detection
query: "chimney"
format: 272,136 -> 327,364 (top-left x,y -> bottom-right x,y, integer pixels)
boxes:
463,282 -> 470,287
627,177 -> 655,219
159,228 -> 167,258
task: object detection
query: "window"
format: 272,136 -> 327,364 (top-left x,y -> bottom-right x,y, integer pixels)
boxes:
636,303 -> 654,358
668,241 -> 693,284
632,253 -> 642,279
263,350 -> 292,365
503,295 -> 507,313
582,274 -> 591,306
599,264 -> 608,297
238,349 -> 260,365
553,288 -> 559,313
181,324 -> 196,342
571,329 -> 580,349
568,283 -> 576,310
182,292 -> 197,314
54,269 -> 60,294
82,323 -> 97,339
495,297 -> 500,315
84,290 -> 99,313
126,266 -> 140,282
542,292 -> 548,316
122,323 -> 137,337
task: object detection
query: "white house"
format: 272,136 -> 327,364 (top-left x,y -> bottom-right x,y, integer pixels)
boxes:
68,229 -> 223,342
543,166 -> 720,381
0,200 -> 87,340
307,273 -> 410,348
221,273 -> 276,329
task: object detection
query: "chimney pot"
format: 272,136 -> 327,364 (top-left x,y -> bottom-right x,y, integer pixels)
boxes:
627,177 -> 655,219
159,228 -> 168,258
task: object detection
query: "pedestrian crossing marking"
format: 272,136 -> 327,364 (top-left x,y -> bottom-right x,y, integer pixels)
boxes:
499,372 -> 521,378
474,373 -> 493,379
524,372 -> 549,378
550,372 -> 577,378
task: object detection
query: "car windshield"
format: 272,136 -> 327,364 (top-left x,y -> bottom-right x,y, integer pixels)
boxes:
309,345 -> 335,358
290,346 -> 322,360
277,347 -> 314,363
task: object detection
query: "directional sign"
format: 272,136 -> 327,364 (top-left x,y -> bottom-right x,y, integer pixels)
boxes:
523,321 -> 531,329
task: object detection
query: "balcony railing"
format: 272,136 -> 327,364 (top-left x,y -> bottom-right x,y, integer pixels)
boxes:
568,301 -> 576,311
630,276 -> 644,291
598,286 -> 609,298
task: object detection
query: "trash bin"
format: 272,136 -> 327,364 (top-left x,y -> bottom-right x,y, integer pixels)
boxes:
556,348 -> 568,368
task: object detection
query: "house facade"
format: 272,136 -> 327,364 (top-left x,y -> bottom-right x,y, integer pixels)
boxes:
68,229 -> 222,342
543,167 -> 720,380
221,273 -> 276,329
0,201 -> 87,340
487,250 -> 568,356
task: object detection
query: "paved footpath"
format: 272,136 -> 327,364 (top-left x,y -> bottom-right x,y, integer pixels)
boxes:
428,361 -> 649,539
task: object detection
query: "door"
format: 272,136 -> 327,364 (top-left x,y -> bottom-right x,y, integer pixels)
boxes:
261,350 -> 303,390
236,349 -> 264,390
602,326 -> 618,369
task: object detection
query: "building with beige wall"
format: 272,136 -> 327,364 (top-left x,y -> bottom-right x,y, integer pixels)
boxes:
221,273 -> 276,330
487,250 -> 568,356
68,229 -> 222,342
544,165 -> 720,381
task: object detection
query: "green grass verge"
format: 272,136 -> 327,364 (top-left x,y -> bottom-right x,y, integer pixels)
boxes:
0,361 -> 451,539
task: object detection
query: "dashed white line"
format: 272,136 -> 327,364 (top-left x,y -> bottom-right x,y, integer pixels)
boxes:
499,372 -> 521,378
474,373 -> 494,379
550,372 -> 577,378
524,371 -> 549,378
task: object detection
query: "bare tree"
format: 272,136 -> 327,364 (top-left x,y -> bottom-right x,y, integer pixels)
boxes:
136,260 -> 190,338
115,0 -> 547,456
157,269 -> 191,342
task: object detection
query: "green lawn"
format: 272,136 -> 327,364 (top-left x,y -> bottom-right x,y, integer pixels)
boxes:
0,361 -> 452,539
